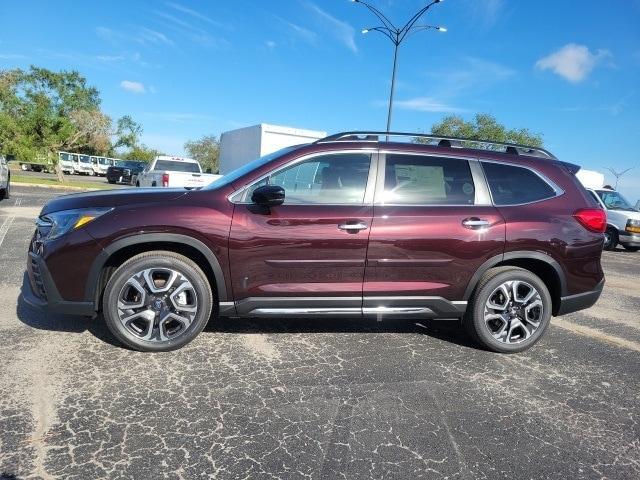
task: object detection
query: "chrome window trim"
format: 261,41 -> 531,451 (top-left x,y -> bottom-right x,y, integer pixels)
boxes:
228,149 -> 379,206
479,159 -> 565,207
374,151 -> 490,207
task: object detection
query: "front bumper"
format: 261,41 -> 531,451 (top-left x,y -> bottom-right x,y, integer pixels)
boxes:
23,252 -> 95,316
619,232 -> 640,247
556,278 -> 604,316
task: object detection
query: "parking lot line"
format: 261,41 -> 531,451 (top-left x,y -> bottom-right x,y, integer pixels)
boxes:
554,318 -> 640,352
0,215 -> 16,248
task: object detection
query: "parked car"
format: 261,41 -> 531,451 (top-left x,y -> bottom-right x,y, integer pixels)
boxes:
586,187 -> 640,251
24,131 -> 605,353
94,157 -> 113,176
106,160 -> 146,185
0,155 -> 10,199
135,155 -> 221,189
58,152 -> 77,174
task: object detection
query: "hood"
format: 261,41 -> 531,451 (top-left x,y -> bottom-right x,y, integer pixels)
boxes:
41,188 -> 189,215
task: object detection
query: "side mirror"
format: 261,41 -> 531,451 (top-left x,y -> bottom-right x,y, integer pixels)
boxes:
251,185 -> 285,207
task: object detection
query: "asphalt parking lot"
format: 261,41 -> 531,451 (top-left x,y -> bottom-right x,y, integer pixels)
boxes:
1,185 -> 639,480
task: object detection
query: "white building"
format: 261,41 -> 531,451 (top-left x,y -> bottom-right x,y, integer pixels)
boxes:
219,124 -> 327,174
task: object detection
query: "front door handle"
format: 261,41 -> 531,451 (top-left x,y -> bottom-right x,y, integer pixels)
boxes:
338,222 -> 368,233
462,218 -> 490,229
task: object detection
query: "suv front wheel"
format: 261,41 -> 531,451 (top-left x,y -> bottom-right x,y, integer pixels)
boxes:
463,267 -> 552,353
102,251 -> 213,352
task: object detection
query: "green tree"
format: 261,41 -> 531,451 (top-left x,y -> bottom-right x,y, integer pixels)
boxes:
113,115 -> 143,151
184,135 -> 219,173
418,113 -> 543,148
122,144 -> 162,162
0,66 -> 146,181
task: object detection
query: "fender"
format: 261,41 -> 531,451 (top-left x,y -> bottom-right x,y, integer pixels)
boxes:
84,233 -> 229,308
463,250 -> 567,300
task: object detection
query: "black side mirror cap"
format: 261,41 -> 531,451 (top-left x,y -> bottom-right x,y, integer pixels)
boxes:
251,185 -> 285,206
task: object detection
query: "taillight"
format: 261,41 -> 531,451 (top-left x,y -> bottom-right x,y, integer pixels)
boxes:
573,208 -> 606,233
162,173 -> 169,187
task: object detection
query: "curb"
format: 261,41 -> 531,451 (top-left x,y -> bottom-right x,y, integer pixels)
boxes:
12,182 -> 102,192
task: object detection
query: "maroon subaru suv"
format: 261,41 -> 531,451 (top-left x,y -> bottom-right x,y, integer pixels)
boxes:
24,132 -> 606,353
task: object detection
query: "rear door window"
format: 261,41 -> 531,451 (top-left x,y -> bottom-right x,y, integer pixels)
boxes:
382,154 -> 476,205
154,160 -> 201,173
482,162 -> 557,205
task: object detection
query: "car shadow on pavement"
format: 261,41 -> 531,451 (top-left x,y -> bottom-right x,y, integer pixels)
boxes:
207,316 -> 478,349
16,274 -> 121,347
16,273 -> 477,350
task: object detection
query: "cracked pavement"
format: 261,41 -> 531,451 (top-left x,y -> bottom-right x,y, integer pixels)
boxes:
1,186 -> 639,479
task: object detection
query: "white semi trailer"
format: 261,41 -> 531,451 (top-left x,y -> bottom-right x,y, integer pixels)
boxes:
219,124 -> 327,174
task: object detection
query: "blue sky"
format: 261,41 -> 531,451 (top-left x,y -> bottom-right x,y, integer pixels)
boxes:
1,0 -> 640,200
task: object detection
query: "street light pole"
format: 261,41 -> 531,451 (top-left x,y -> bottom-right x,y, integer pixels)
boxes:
386,43 -> 399,132
352,0 -> 446,132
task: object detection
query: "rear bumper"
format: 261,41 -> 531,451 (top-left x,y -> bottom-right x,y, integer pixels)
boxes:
556,278 -> 604,316
23,252 -> 95,316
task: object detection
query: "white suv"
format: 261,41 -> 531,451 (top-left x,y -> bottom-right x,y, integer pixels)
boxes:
0,155 -> 9,199
587,187 -> 640,251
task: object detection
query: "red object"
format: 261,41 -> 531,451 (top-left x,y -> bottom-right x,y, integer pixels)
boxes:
573,208 -> 607,233
162,173 -> 169,187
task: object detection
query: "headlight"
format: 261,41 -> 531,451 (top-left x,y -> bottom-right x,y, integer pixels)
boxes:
39,207 -> 113,241
626,219 -> 640,233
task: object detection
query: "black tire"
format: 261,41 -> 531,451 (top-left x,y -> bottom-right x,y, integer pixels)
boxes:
107,179 -> 116,184
603,227 -> 618,251
463,267 -> 552,353
102,251 -> 214,352
623,245 -> 640,252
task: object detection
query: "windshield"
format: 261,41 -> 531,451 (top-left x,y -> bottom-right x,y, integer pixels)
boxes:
60,153 -> 70,161
98,158 -> 109,165
205,145 -> 300,190
154,160 -> 201,173
79,155 -> 90,163
115,160 -> 143,169
596,190 -> 635,211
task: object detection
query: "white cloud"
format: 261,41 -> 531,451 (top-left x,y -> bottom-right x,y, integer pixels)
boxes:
535,43 -> 612,83
275,16 -> 318,45
0,53 -> 27,59
165,1 -> 227,29
390,97 -> 467,113
306,2 -> 357,53
120,80 -> 146,94
266,40 -> 277,50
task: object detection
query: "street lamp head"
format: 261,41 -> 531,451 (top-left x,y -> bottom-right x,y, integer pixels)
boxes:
437,26 -> 447,32
362,29 -> 369,34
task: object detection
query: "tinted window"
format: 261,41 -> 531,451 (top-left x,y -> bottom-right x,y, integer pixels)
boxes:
596,190 -> 635,211
383,155 -> 475,205
154,160 -> 201,173
244,153 -> 371,205
482,162 -> 556,205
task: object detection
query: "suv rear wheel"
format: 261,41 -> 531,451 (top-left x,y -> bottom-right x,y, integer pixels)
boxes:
463,267 -> 552,353
603,227 -> 618,251
102,251 -> 213,352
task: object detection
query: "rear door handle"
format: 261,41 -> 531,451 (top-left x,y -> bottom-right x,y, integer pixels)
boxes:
338,222 -> 368,232
462,218 -> 490,229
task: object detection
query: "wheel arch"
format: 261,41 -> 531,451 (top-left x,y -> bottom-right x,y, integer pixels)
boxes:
86,233 -> 228,312
463,251 -> 566,316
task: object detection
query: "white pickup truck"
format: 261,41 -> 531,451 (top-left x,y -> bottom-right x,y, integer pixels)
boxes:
135,155 -> 221,189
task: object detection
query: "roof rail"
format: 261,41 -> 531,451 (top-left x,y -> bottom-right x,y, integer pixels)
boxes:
315,131 -> 557,159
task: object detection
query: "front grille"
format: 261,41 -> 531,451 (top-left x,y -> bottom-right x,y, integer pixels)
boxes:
30,257 -> 47,301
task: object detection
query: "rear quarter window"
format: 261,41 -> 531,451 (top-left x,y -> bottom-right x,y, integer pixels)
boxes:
482,162 -> 557,205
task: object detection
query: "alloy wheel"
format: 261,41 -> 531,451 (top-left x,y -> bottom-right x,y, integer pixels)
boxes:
117,268 -> 198,343
483,280 -> 543,344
